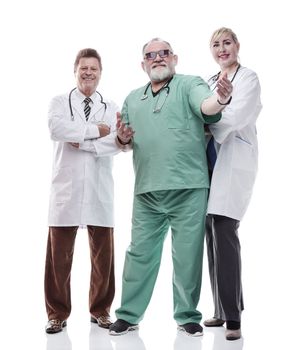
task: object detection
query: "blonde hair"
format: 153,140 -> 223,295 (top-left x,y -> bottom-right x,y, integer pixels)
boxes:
210,27 -> 239,46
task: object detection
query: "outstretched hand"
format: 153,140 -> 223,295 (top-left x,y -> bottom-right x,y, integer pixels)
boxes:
216,72 -> 233,104
116,112 -> 134,144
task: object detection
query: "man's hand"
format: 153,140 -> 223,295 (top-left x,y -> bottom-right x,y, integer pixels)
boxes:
116,112 -> 134,144
69,142 -> 79,148
98,124 -> 111,137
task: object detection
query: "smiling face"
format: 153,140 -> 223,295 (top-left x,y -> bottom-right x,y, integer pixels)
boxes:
141,39 -> 178,85
210,31 -> 240,71
75,57 -> 101,96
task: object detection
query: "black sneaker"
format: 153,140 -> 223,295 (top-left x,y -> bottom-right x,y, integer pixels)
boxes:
178,322 -> 203,337
109,319 -> 139,336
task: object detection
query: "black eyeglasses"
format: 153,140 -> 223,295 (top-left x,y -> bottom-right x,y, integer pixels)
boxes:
144,49 -> 173,60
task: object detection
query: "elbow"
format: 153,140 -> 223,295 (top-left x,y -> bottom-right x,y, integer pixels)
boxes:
49,128 -> 60,141
210,123 -> 235,144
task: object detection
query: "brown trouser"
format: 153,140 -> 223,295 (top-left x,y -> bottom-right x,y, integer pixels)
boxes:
44,226 -> 115,321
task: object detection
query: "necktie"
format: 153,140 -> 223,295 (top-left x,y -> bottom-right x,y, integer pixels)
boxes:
84,97 -> 91,121
206,136 -> 217,175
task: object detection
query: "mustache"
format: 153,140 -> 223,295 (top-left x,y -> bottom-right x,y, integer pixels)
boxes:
151,63 -> 167,69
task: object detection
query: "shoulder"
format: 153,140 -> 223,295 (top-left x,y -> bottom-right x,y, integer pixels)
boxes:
172,74 -> 208,90
173,74 -> 205,83
51,92 -> 69,100
104,98 -> 120,111
49,93 -> 69,107
130,84 -> 148,95
126,84 -> 147,99
237,66 -> 259,80
232,66 -> 261,91
103,97 -> 117,105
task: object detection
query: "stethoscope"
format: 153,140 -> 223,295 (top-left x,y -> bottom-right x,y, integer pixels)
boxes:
68,87 -> 107,121
140,78 -> 172,113
208,64 -> 241,90
141,82 -> 170,100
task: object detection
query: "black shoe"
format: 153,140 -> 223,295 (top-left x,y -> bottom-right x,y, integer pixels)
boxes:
109,319 -> 139,336
45,319 -> 67,334
91,315 -> 113,329
178,322 -> 203,337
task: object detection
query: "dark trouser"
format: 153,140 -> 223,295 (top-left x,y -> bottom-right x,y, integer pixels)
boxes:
44,226 -> 115,321
205,214 -> 244,322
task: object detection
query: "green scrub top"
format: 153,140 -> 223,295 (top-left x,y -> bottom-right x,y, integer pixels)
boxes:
121,74 -> 221,195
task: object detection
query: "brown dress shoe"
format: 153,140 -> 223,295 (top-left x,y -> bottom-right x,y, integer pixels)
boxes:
45,319 -> 67,334
203,317 -> 225,327
91,315 -> 112,329
225,328 -> 241,340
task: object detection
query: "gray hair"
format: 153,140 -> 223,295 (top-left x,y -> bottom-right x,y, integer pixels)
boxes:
142,38 -> 174,55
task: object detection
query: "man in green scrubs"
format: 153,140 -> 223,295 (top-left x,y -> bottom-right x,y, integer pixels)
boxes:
111,38 -> 233,337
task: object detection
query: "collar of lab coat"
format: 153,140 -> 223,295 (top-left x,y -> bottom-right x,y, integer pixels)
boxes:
71,88 -> 105,122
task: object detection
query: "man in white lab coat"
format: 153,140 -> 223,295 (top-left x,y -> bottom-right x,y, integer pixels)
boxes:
44,48 -> 131,334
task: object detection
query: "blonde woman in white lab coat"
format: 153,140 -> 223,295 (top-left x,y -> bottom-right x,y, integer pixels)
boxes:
44,48 -> 133,334
203,28 -> 262,341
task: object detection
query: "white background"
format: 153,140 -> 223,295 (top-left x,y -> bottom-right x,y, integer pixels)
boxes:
0,0 -> 307,349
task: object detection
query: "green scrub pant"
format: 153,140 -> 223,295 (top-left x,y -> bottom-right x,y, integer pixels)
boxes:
115,188 -> 208,325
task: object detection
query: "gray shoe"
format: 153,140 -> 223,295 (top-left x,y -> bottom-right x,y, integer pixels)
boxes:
225,328 -> 241,341
203,317 -> 225,327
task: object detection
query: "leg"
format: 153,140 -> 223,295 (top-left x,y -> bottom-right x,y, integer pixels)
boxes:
87,226 -> 115,318
211,214 -> 243,322
205,215 -> 215,309
169,189 -> 207,324
44,226 -> 78,320
115,192 -> 169,324
205,215 -> 224,320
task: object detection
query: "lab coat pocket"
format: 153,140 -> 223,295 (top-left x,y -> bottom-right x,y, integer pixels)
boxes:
233,136 -> 257,172
98,161 -> 113,203
51,167 -> 72,203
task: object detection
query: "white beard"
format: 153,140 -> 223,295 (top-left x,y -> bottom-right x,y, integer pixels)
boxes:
149,66 -> 172,82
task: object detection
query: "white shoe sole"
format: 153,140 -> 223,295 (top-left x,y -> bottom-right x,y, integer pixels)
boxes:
109,325 -> 139,336
177,325 -> 203,337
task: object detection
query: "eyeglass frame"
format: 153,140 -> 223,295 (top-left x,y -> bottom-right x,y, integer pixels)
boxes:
144,49 -> 173,60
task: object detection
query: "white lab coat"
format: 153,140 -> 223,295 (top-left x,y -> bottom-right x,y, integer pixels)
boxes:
48,88 -> 121,227
206,66 -> 262,220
